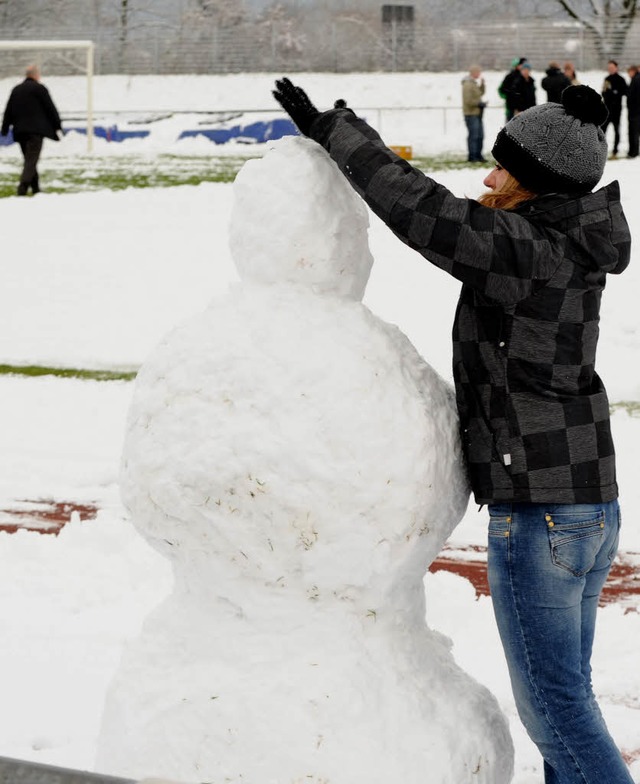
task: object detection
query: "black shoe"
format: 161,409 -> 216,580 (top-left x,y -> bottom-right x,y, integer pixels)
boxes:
17,184 -> 27,196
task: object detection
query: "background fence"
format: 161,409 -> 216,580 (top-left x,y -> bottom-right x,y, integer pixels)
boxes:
0,17 -> 639,76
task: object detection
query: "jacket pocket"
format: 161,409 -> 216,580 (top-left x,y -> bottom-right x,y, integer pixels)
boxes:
546,509 -> 605,576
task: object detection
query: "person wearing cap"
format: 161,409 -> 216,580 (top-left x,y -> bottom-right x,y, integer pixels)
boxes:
273,78 -> 633,784
510,61 -> 536,114
498,56 -> 527,120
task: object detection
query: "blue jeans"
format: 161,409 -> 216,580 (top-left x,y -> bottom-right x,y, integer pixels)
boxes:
487,501 -> 633,784
464,114 -> 484,161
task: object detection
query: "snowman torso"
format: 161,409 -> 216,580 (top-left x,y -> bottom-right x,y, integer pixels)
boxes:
96,137 -> 512,784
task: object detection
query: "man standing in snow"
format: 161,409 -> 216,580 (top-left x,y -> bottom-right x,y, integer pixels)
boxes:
461,64 -> 486,162
1,64 -> 62,196
498,56 -> 526,121
510,62 -> 536,114
601,59 -> 627,158
626,64 -> 640,158
541,61 -> 571,103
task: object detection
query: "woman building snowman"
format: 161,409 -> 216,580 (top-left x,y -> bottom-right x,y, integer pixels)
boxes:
273,79 -> 633,784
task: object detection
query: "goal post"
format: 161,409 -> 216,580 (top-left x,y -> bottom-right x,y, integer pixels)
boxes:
0,40 -> 94,152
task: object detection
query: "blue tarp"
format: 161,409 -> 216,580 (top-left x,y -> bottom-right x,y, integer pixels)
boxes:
0,126 -> 150,144
178,117 -> 297,144
64,126 -> 150,142
0,118 -> 295,146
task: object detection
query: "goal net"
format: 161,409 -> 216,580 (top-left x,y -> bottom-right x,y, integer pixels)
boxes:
0,40 -> 94,151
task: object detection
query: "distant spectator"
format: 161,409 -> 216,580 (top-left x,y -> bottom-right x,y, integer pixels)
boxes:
601,59 -> 628,158
564,61 -> 580,85
461,64 -> 486,162
511,63 -> 536,114
1,64 -> 62,196
627,64 -> 640,158
541,61 -> 572,103
498,56 -> 527,121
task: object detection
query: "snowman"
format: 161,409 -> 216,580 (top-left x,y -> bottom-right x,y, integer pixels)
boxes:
96,136 -> 513,784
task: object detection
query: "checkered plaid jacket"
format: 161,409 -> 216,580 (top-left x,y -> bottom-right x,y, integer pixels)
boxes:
310,109 -> 631,504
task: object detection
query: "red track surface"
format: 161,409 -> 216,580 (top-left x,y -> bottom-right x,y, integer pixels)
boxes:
1,499 -> 639,609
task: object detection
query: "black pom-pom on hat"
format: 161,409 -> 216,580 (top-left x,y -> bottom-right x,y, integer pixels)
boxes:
562,85 -> 609,126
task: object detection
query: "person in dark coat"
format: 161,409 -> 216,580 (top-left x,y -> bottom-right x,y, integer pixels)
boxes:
541,61 -> 571,102
601,59 -> 627,158
626,64 -> 640,158
509,62 -> 536,113
498,56 -> 527,120
274,77 -> 634,784
1,64 -> 62,195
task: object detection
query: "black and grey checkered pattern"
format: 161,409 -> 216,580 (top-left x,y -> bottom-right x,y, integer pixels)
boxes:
311,109 -> 631,504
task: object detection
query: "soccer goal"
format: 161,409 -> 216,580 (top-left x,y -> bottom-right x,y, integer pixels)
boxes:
0,40 -> 94,151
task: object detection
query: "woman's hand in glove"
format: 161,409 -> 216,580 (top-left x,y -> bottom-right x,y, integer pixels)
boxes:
272,77 -> 320,137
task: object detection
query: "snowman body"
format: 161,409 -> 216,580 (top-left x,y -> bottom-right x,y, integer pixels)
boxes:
96,137 -> 513,783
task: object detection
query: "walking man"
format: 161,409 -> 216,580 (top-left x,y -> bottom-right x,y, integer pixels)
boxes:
1,64 -> 62,195
462,64 -> 486,162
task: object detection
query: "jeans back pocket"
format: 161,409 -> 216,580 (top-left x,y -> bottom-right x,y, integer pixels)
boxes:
546,510 -> 605,576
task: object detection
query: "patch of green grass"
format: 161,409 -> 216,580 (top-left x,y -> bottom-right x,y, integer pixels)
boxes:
0,150 -> 491,197
0,363 -> 138,381
610,401 -> 640,417
0,152 -> 261,196
2,363 -> 640,430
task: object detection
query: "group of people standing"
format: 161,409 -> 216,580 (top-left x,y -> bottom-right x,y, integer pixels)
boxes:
462,56 -> 640,163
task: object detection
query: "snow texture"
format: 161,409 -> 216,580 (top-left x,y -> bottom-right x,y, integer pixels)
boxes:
96,137 -> 513,783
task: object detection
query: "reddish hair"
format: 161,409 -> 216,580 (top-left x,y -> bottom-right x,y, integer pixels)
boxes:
477,171 -> 537,211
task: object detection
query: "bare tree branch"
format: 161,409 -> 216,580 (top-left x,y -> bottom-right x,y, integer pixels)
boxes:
554,0 -> 638,60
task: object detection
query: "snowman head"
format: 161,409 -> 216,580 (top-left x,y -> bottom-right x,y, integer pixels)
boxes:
229,136 -> 373,301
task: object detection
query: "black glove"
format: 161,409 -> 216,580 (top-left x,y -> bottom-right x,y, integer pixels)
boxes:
272,77 -> 320,137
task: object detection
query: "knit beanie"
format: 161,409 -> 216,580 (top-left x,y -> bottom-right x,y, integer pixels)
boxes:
492,85 -> 609,194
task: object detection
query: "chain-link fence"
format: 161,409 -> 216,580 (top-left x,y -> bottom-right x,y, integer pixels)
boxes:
1,18 -> 639,77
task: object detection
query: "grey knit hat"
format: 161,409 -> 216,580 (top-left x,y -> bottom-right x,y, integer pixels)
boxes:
492,85 -> 609,194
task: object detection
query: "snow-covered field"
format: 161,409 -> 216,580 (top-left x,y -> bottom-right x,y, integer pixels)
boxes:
0,72 -> 638,783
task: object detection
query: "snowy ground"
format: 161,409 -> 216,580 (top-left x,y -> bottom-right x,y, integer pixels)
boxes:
0,72 -> 638,783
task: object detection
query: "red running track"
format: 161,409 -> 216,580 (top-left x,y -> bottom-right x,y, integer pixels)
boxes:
1,499 -> 638,610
